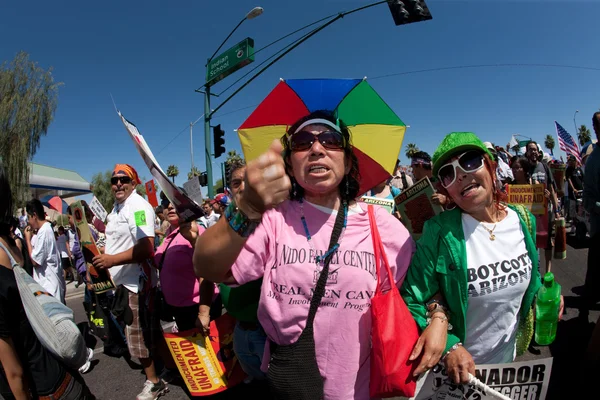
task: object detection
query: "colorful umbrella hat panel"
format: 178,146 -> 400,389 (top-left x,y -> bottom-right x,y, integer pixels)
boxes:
237,78 -> 406,194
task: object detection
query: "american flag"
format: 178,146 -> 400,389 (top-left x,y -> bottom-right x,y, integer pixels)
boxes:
555,121 -> 582,164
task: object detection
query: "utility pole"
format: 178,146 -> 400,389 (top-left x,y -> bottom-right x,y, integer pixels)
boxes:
204,85 -> 214,198
190,122 -> 194,171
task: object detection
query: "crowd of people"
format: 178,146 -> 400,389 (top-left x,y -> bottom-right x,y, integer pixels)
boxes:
0,110 -> 599,399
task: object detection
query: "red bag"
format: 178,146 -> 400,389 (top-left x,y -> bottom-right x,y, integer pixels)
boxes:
368,205 -> 419,398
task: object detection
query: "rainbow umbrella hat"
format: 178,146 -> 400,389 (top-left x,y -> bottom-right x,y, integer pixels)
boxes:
237,78 -> 406,194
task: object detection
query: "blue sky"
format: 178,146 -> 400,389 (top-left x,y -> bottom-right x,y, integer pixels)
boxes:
2,0 -> 599,198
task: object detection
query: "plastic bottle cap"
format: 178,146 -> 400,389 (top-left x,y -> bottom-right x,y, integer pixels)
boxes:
543,272 -> 555,287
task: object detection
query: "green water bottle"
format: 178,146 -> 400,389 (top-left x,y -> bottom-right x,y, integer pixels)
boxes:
534,272 -> 561,345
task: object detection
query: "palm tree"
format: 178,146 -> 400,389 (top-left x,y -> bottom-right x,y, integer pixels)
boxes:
226,150 -> 243,164
188,166 -> 201,181
166,165 -> 179,183
578,125 -> 592,147
544,135 -> 555,155
405,143 -> 420,160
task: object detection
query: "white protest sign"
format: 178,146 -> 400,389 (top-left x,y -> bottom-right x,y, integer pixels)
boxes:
89,197 -> 108,222
183,177 -> 203,207
396,358 -> 553,400
117,110 -> 204,222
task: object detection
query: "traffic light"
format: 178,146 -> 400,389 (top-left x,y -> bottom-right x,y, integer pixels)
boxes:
224,162 -> 231,188
213,124 -> 225,158
199,172 -> 208,187
386,0 -> 432,26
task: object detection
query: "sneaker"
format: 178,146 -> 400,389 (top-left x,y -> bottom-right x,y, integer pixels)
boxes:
158,368 -> 179,384
78,348 -> 94,374
136,379 -> 168,400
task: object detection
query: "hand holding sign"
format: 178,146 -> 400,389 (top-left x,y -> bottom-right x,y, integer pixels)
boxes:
444,346 -> 476,384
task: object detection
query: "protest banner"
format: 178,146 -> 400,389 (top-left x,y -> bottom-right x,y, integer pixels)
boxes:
163,313 -> 245,396
506,184 -> 547,216
145,179 -> 159,208
506,184 -> 548,248
400,358 -> 553,400
360,195 -> 395,214
70,201 -> 116,294
117,110 -> 204,222
394,177 -> 443,240
183,176 -> 204,206
89,196 -> 108,223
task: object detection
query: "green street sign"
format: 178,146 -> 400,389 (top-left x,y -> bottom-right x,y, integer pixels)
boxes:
206,37 -> 255,85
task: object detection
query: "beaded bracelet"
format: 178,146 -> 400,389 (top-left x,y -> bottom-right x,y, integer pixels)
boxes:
224,202 -> 260,238
426,314 -> 453,331
442,342 -> 463,360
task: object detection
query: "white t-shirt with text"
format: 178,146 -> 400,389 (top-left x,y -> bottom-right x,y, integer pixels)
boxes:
462,208 -> 532,364
105,192 -> 156,293
31,222 -> 66,303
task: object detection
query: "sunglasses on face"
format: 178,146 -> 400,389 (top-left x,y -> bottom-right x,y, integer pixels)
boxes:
289,130 -> 345,152
438,151 -> 485,189
111,176 -> 132,185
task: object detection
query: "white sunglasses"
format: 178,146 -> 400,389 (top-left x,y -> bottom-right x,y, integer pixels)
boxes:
438,151 -> 485,188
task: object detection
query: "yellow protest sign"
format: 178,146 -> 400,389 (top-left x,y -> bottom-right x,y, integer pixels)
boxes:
163,314 -> 244,396
506,184 -> 547,216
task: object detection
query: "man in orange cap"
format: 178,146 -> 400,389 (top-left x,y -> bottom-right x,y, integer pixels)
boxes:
92,164 -> 167,400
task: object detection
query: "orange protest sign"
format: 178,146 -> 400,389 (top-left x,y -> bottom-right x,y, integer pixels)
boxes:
145,180 -> 158,208
163,314 -> 245,396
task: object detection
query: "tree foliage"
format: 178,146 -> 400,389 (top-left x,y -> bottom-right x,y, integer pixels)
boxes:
166,165 -> 179,183
188,166 -> 201,181
405,143 -> 420,160
578,125 -> 592,147
91,169 -> 147,211
544,135 -> 555,155
0,51 -> 61,206
226,150 -> 243,164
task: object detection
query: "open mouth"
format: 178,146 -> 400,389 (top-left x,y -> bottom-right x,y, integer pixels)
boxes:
308,165 -> 329,174
460,183 -> 480,197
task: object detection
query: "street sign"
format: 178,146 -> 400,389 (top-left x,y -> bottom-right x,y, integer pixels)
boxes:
206,37 -> 255,85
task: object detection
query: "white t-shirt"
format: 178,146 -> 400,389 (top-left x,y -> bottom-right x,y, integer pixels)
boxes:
56,234 -> 69,258
200,211 -> 220,228
105,192 -> 156,293
31,222 -> 66,304
462,208 -> 532,364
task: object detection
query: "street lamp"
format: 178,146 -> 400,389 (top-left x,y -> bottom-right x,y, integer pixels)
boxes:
204,6 -> 263,198
574,110 -> 579,136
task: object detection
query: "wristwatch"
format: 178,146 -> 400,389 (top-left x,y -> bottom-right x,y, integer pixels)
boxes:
225,202 -> 260,238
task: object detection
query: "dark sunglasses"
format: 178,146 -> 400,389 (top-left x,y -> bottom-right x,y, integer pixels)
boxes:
111,176 -> 132,185
289,130 -> 345,152
438,150 -> 485,188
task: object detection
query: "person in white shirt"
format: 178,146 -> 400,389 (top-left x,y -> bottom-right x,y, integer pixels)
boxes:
200,200 -> 220,228
91,164 -> 167,400
23,199 -> 66,304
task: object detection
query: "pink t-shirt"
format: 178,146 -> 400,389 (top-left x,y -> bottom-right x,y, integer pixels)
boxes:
155,225 -> 206,307
231,200 -> 415,400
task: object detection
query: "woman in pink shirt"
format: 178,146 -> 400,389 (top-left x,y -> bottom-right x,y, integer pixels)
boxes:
187,111 -> 414,400
155,201 -> 213,332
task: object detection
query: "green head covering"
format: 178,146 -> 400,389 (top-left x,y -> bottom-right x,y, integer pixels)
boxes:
432,132 -> 493,177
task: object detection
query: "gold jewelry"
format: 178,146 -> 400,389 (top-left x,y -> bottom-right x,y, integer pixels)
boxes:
481,223 -> 497,241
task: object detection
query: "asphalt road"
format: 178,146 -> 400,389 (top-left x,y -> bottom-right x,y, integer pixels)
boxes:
65,228 -> 599,400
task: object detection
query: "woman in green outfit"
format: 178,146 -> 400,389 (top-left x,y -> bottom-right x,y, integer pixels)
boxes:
402,132 -> 563,384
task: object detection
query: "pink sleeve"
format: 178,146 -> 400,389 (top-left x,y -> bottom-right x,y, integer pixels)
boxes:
375,207 -> 415,289
230,210 -> 276,286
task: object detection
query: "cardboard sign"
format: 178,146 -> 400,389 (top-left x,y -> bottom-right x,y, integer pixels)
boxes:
117,111 -> 204,222
70,201 -> 116,294
183,176 -> 204,207
403,358 -> 553,400
145,180 -> 158,208
394,177 -> 444,240
163,313 -> 245,396
506,184 -> 547,216
506,184 -> 549,248
89,197 -> 108,223
360,196 -> 395,214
